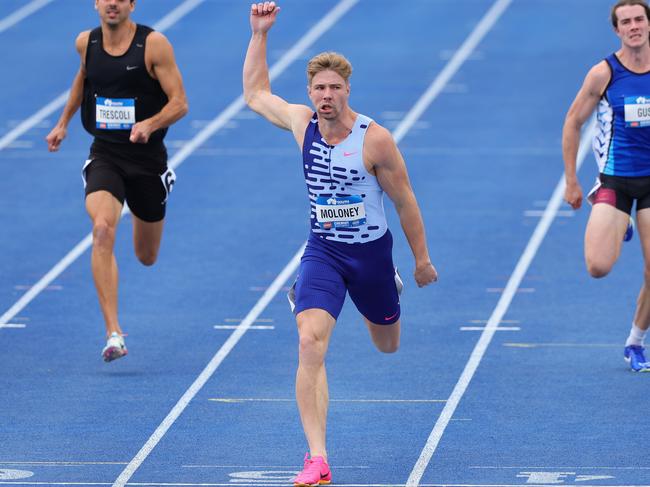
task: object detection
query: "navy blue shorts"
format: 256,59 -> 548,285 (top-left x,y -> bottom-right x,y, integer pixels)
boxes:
293,229 -> 400,325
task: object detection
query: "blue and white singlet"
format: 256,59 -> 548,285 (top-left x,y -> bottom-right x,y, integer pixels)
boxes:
594,54 -> 650,176
302,113 -> 387,243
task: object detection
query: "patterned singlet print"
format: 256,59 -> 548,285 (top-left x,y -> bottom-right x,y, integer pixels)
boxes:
302,113 -> 388,243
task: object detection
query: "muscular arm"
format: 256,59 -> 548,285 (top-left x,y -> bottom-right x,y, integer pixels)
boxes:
243,2 -> 311,145
562,61 -> 610,209
366,124 -> 438,287
46,31 -> 89,152
131,32 -> 189,144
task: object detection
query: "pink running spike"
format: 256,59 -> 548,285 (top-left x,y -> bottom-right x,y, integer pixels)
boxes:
293,453 -> 332,486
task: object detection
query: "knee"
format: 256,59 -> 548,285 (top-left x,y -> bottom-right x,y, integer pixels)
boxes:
298,332 -> 326,365
92,220 -> 115,252
375,337 -> 399,354
586,264 -> 610,279
585,257 -> 612,279
135,248 -> 158,267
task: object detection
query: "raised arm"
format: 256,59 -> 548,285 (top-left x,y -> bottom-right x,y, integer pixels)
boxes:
243,2 -> 311,141
131,32 -> 189,144
365,124 -> 438,287
562,61 -> 610,209
46,31 -> 89,152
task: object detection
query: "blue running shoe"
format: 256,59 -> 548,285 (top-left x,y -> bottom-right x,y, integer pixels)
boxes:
624,217 -> 634,242
624,345 -> 650,372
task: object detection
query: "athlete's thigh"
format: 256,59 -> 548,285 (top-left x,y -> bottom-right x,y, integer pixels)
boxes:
364,316 -> 400,348
83,157 -> 125,226
635,208 -> 650,263
585,202 -> 630,268
85,190 -> 123,227
346,233 -> 400,325
125,169 -> 172,224
131,214 -> 164,254
293,257 -> 347,321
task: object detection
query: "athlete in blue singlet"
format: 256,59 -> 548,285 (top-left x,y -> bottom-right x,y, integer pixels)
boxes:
243,2 -> 438,483
563,0 -> 650,372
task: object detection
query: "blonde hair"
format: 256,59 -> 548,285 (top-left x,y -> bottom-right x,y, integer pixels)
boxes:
306,52 -> 352,85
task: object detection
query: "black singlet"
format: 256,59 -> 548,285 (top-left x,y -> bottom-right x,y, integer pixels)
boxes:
81,24 -> 168,152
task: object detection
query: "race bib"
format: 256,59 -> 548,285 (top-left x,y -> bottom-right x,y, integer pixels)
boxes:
624,95 -> 650,127
315,195 -> 366,229
96,97 -> 135,130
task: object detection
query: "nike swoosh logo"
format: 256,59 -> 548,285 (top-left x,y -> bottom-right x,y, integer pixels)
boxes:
126,66 -> 139,71
343,151 -> 357,157
384,311 -> 399,321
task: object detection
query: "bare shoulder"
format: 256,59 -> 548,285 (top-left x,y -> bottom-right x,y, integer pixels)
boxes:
363,121 -> 402,171
147,31 -> 172,47
365,122 -> 397,157
75,30 -> 91,56
584,60 -> 611,95
287,104 -> 315,143
289,104 -> 314,126
146,31 -> 174,57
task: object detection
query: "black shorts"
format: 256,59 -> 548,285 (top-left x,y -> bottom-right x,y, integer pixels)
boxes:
82,140 -> 175,222
593,173 -> 650,215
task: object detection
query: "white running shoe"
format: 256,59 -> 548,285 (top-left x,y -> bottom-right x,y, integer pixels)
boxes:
102,332 -> 127,363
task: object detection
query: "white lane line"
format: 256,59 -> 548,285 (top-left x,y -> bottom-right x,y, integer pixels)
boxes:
182,465 -> 369,468
213,325 -> 275,330
111,3 -> 360,483
208,398 -> 445,403
471,465 -> 650,469
525,209 -> 575,217
503,342 -> 617,348
459,326 -> 520,331
0,464 -> 120,467
0,0 -> 205,152
486,287 -> 534,293
0,0 -> 54,34
468,319 -> 519,323
0,324 -> 27,329
224,318 -> 274,322
405,57 -> 599,487
0,483 -> 647,487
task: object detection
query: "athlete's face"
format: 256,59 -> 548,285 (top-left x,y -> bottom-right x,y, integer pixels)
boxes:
95,0 -> 135,26
614,5 -> 650,49
308,70 -> 350,121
